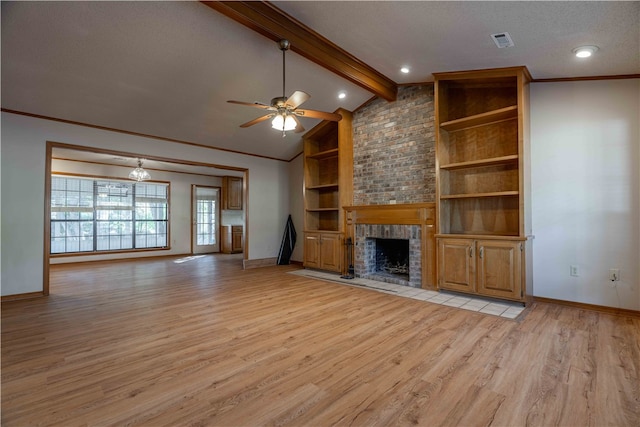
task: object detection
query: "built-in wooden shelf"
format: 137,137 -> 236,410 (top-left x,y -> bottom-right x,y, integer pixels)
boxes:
306,207 -> 340,212
439,155 -> 519,170
440,105 -> 518,132
306,183 -> 339,190
440,191 -> 519,200
306,148 -> 339,160
436,233 -> 523,240
303,109 -> 353,273
435,67 -> 532,304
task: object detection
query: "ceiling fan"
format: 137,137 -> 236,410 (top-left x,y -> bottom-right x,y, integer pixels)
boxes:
227,39 -> 342,136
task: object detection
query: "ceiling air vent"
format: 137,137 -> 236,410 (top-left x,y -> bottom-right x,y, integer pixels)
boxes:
491,32 -> 514,48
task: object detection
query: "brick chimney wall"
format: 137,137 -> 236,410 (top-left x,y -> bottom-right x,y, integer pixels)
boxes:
352,84 -> 436,205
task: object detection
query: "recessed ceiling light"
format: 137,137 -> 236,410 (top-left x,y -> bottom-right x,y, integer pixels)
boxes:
573,45 -> 598,58
338,90 -> 347,99
400,67 -> 410,74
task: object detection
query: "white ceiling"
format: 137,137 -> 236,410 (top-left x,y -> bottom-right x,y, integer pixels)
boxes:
2,1 -> 639,166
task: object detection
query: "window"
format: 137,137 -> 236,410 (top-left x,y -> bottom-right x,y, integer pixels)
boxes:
51,176 -> 94,253
134,182 -> 168,249
51,176 -> 168,254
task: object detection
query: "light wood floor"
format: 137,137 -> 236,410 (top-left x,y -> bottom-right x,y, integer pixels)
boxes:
2,254 -> 639,426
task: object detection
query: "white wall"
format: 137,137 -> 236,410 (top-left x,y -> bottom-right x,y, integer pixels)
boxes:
530,79 -> 640,310
1,112 -> 290,296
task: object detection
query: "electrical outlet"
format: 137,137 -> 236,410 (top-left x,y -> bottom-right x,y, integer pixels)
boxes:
570,265 -> 579,277
609,268 -> 620,282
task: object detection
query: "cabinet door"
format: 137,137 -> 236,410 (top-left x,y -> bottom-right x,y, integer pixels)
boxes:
231,228 -> 243,253
221,226 -> 232,254
223,177 -> 243,210
438,238 -> 475,293
304,233 -> 321,269
320,233 -> 342,273
476,240 -> 522,300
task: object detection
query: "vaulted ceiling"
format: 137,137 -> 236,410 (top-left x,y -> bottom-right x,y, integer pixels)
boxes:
2,1 -> 638,163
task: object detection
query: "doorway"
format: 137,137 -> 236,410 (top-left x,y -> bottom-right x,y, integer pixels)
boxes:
192,185 -> 221,254
42,142 -> 249,297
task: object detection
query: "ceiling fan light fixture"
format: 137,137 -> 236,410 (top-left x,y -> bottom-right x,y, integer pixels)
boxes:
271,113 -> 296,131
283,115 -> 296,130
128,159 -> 151,182
271,114 -> 284,130
573,45 -> 598,58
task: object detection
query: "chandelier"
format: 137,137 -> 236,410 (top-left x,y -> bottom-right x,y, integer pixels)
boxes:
128,159 -> 151,182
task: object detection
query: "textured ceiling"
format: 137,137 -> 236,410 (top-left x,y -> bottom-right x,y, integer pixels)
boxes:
275,1 -> 640,82
2,1 -> 638,165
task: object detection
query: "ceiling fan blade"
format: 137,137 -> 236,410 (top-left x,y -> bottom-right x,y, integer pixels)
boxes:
294,109 -> 343,122
292,115 -> 305,133
227,100 -> 274,110
285,91 -> 310,109
239,114 -> 274,128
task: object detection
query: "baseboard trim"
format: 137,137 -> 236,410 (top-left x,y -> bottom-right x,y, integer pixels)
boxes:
1,291 -> 46,302
243,257 -> 277,269
534,296 -> 640,318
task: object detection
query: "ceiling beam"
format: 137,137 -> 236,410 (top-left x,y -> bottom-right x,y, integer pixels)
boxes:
201,1 -> 398,102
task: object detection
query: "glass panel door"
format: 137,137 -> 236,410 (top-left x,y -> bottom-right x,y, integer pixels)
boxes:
192,186 -> 220,254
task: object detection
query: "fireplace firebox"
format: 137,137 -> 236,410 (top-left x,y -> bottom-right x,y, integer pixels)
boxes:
355,223 -> 422,288
374,238 -> 410,281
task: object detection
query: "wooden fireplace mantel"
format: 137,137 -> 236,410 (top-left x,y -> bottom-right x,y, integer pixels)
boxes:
344,203 -> 435,226
343,203 -> 437,289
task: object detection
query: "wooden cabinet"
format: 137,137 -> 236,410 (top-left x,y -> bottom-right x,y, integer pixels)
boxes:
231,227 -> 243,253
476,239 -> 522,300
438,238 -> 523,301
434,67 -> 532,304
221,225 -> 243,253
438,238 -> 475,293
303,108 -> 352,273
222,176 -> 242,210
304,232 -> 342,272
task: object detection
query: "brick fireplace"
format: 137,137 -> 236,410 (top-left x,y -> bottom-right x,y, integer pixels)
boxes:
340,85 -> 438,288
344,203 -> 436,289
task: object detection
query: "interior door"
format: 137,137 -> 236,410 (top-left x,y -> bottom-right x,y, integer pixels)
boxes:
192,186 -> 220,254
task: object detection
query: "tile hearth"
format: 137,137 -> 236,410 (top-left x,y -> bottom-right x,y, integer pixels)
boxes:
289,269 -> 526,320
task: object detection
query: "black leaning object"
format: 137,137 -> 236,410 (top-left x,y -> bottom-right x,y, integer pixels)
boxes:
277,215 -> 297,265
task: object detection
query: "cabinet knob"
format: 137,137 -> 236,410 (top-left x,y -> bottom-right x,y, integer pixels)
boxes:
479,247 -> 484,259
469,247 -> 473,258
